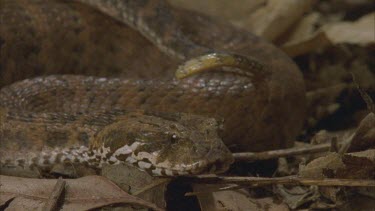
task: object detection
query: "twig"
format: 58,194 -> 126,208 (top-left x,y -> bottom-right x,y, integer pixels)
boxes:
233,143 -> 332,162
351,72 -> 375,113
42,177 -> 66,211
189,175 -> 375,187
185,184 -> 242,196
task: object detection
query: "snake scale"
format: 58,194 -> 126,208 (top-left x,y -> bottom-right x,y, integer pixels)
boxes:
0,0 -> 306,176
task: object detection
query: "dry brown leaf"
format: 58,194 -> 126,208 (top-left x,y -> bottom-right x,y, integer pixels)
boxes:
274,185 -> 320,209
245,0 -> 315,40
170,0 -> 315,41
299,149 -> 375,179
323,12 -> 375,46
318,186 -> 344,205
282,31 -> 331,57
0,175 -> 164,211
101,163 -> 170,209
281,11 -> 333,57
283,12 -> 375,56
299,153 -> 345,179
192,184 -> 288,211
284,12 -> 321,44
169,0 -> 266,24
339,194 -> 375,210
347,112 -> 375,152
305,84 -> 349,128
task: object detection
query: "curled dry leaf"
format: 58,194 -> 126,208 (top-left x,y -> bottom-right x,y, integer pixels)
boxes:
283,12 -> 375,57
274,185 -> 320,209
101,163 -> 170,209
244,0 -> 315,40
192,184 -> 289,211
170,0 -> 315,41
347,112 -> 375,152
305,83 -> 349,128
299,149 -> 375,207
338,194 -> 375,210
323,12 -> 375,46
281,12 -> 331,57
299,149 -> 375,180
283,12 -> 321,45
0,175 -> 164,211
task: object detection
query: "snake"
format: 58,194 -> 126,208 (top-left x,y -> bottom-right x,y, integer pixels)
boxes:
0,0 -> 306,177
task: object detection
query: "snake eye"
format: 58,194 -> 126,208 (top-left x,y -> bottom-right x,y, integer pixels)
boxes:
170,134 -> 178,144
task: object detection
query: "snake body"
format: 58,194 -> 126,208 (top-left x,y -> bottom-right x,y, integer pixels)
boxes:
0,0 -> 306,176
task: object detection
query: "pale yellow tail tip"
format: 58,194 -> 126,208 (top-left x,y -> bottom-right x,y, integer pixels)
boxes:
175,53 -> 265,79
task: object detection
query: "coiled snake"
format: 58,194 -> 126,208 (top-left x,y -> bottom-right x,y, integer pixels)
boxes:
0,0 -> 306,176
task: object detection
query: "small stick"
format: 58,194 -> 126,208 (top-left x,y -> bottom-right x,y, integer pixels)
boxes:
189,175 -> 375,187
233,143 -> 332,162
43,177 -> 66,211
351,73 -> 375,113
185,184 -> 242,196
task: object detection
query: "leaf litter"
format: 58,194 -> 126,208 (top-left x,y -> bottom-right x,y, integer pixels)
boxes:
1,0 -> 374,210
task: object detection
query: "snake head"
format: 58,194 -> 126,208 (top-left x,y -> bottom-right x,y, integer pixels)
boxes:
93,112 -> 234,176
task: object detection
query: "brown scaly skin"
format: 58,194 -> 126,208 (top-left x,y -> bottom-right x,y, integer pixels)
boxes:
0,109 -> 233,176
0,0 -> 306,153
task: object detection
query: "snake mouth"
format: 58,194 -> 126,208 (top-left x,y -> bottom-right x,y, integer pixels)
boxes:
127,148 -> 234,176
121,138 -> 235,176
138,159 -> 232,176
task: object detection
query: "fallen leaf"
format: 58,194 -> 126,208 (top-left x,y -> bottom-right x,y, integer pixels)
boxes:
299,149 -> 375,179
244,0 -> 315,40
282,12 -> 375,56
323,12 -> 375,46
347,112 -> 375,152
171,0 -> 315,41
338,194 -> 375,210
281,12 -> 332,57
193,184 -> 289,211
274,185 -> 320,209
283,12 -> 321,44
169,0 -> 266,25
318,186 -> 344,205
101,163 -> 170,209
0,175 -> 164,211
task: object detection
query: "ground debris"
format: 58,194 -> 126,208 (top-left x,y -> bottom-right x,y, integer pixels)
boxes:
0,175 -> 163,211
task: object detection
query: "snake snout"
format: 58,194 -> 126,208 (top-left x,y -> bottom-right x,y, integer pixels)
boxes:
205,146 -> 234,174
